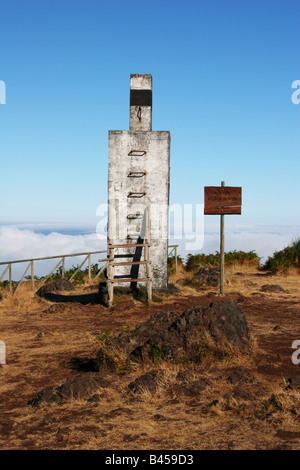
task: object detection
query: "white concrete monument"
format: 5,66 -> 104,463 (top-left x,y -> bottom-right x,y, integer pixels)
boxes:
108,74 -> 170,290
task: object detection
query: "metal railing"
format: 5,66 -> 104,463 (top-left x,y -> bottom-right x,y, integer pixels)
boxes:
0,245 -> 179,294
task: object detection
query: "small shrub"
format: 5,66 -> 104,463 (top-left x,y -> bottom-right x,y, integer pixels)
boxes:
152,344 -> 162,362
122,325 -> 131,333
185,250 -> 260,271
167,255 -> 183,275
42,264 -> 86,285
95,329 -> 112,349
84,263 -> 106,280
183,276 -> 201,287
0,280 -> 16,289
185,253 -> 219,271
263,238 -> 300,273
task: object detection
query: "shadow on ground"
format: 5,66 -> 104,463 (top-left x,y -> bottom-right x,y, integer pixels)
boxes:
40,292 -> 100,305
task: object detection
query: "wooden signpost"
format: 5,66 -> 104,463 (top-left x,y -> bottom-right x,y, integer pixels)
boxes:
204,181 -> 242,295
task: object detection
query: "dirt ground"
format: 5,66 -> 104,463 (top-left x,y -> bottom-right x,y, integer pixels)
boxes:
0,265 -> 300,450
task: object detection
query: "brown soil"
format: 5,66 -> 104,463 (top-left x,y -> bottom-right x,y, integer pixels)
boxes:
0,266 -> 300,450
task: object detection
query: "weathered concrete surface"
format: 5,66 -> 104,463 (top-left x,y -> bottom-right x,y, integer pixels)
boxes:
108,74 -> 170,290
130,74 -> 152,132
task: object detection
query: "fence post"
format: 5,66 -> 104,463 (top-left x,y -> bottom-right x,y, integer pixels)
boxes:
62,257 -> 65,279
175,245 -> 178,273
31,260 -> 34,291
88,254 -> 91,283
107,244 -> 114,308
220,180 -> 225,295
9,264 -> 12,292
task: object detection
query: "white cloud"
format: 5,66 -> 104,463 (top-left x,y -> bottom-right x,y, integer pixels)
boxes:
0,224 -> 299,281
0,226 -> 106,280
171,224 -> 300,263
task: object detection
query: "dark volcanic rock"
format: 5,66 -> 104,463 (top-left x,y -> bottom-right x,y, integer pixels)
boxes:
261,284 -> 285,293
166,284 -> 180,294
169,376 -> 212,398
36,279 -> 75,298
43,303 -> 67,314
127,370 -> 165,395
28,373 -> 111,406
98,282 -> 109,306
97,301 -> 251,368
193,267 -> 220,287
286,377 -> 300,391
224,367 -> 255,385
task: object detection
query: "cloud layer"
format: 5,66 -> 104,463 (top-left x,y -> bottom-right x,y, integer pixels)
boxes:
0,224 -> 299,281
171,223 -> 300,262
0,226 -> 106,280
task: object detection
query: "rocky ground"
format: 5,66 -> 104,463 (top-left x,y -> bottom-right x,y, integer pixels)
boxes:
0,265 -> 300,450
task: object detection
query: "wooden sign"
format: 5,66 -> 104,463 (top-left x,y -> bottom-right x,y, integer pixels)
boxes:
204,182 -> 242,295
204,186 -> 242,215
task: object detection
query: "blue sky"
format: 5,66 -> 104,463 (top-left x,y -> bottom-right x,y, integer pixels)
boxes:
0,0 -> 299,263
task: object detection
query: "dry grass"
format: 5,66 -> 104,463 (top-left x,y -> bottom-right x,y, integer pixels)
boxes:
1,267 -> 300,450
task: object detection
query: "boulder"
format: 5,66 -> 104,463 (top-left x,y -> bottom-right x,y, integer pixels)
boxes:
97,301 -> 251,368
127,370 -> 165,395
43,303 -> 67,314
28,373 -> 111,406
168,374 -> 212,398
261,284 -> 285,293
193,267 -> 220,287
36,279 -> 75,298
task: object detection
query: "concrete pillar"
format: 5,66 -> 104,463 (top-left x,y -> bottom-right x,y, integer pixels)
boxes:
108,74 -> 170,290
130,74 -> 152,131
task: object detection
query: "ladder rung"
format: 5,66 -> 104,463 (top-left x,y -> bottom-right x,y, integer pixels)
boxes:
128,171 -> 146,177
111,261 -> 151,266
108,277 -> 151,283
108,243 -> 151,248
128,150 -> 146,156
128,192 -> 146,198
127,214 -> 143,219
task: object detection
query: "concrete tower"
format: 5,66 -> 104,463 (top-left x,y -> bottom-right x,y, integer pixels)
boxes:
108,74 -> 170,290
